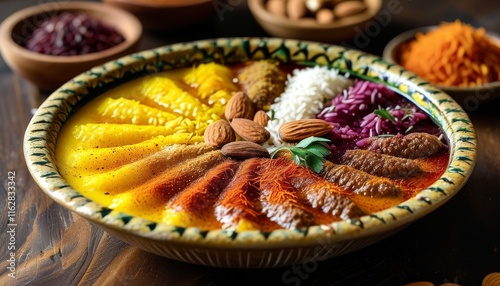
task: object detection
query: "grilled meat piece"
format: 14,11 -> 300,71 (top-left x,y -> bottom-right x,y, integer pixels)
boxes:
360,133 -> 446,159
342,149 -> 424,179
260,158 -> 365,226
215,158 -> 270,229
169,160 -> 240,215
136,150 -> 227,202
320,161 -> 402,198
111,150 -> 227,219
259,163 -> 316,229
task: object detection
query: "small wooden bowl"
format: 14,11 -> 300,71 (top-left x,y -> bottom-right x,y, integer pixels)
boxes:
102,0 -> 216,31
383,26 -> 500,107
248,0 -> 382,43
0,1 -> 142,91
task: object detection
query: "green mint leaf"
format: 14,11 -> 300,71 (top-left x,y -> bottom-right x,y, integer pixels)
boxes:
289,147 -> 308,159
296,136 -> 331,148
270,137 -> 332,173
306,148 -> 326,159
308,156 -> 324,173
306,142 -> 331,157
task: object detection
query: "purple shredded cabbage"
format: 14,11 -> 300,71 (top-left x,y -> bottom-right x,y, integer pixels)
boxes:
317,80 -> 439,147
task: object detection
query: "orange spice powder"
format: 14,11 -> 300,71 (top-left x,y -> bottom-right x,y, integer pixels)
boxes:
399,20 -> 500,87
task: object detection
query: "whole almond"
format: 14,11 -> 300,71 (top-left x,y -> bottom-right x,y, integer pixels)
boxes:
204,120 -> 236,147
279,119 -> 333,142
253,110 -> 270,127
287,0 -> 307,20
334,1 -> 367,18
221,141 -> 270,159
316,8 -> 335,24
225,91 -> 255,121
266,0 -> 287,17
230,118 -> 270,144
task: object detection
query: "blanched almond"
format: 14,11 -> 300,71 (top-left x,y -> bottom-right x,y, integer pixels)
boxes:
306,0 -> 326,12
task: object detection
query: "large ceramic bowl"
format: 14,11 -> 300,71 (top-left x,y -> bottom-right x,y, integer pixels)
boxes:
24,38 -> 476,268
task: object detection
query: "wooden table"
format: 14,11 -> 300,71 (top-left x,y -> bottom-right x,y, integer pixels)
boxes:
1,0 -> 499,285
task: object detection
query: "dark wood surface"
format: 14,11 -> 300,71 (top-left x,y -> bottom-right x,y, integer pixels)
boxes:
1,0 -> 499,285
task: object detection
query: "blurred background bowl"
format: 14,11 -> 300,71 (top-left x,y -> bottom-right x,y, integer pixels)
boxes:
102,0 -> 216,31
248,0 -> 382,43
383,26 -> 500,105
0,1 -> 142,91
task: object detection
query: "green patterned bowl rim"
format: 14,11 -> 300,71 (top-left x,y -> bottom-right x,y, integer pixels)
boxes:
24,37 -> 477,248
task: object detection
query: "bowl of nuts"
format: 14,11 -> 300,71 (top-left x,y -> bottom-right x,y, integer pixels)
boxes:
0,1 -> 142,91
248,0 -> 382,43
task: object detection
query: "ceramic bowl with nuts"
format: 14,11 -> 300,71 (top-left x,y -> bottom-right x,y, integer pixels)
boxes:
248,0 -> 382,43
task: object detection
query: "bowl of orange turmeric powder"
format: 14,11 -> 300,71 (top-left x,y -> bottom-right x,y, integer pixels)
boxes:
383,20 -> 500,105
